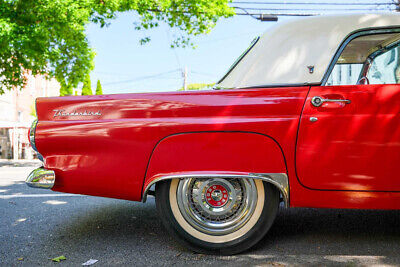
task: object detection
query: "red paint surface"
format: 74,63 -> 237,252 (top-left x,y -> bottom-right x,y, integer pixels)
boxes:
144,132 -> 287,188
297,84 -> 400,191
35,88 -> 305,201
34,85 -> 400,209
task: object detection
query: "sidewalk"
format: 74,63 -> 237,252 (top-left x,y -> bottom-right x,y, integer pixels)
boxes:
0,159 -> 42,168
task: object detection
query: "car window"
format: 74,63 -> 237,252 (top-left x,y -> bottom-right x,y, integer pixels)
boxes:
326,64 -> 363,86
367,45 -> 400,84
216,36 -> 260,88
326,32 -> 400,86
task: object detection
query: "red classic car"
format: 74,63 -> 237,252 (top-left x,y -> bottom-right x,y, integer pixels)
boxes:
27,13 -> 400,254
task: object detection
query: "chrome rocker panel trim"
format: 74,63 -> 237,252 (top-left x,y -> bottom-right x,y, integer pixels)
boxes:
143,173 -> 289,207
26,167 -> 55,189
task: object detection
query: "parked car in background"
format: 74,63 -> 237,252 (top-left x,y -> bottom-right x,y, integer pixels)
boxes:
27,13 -> 400,255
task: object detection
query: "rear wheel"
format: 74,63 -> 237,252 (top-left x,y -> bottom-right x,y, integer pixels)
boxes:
156,177 -> 279,255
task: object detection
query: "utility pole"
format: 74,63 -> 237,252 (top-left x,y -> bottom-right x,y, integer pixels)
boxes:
182,67 -> 188,91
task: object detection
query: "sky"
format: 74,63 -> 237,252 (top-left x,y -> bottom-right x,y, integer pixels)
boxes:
85,13 -> 283,94
85,0 -> 395,94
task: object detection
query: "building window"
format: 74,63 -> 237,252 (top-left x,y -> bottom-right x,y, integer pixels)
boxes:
18,111 -> 22,122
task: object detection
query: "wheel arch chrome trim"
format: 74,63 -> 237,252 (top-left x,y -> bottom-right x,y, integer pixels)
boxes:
142,173 -> 289,207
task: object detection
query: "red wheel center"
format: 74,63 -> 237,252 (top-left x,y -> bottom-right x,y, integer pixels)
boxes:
205,184 -> 229,207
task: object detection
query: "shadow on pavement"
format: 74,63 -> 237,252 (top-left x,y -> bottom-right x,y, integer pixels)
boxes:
2,176 -> 400,266
47,200 -> 400,266
0,160 -> 41,168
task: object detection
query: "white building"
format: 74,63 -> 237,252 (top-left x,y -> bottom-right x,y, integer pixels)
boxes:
0,72 -> 60,159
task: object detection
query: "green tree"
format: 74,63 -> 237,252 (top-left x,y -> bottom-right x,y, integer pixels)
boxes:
178,83 -> 215,91
95,80 -> 103,95
30,103 -> 36,118
60,85 -> 73,96
0,1 -> 234,94
81,75 -> 92,95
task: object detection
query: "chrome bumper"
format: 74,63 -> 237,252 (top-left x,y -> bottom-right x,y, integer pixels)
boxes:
26,167 -> 55,189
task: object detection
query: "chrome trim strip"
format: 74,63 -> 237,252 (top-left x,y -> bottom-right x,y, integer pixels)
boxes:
26,167 -> 55,189
249,173 -> 289,207
142,173 -> 289,207
29,119 -> 44,162
29,119 -> 38,152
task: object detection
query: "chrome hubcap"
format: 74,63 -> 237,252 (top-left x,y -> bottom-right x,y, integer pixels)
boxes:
206,184 -> 229,207
176,178 -> 258,235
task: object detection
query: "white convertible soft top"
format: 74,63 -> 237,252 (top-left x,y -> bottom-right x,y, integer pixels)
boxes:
217,13 -> 400,89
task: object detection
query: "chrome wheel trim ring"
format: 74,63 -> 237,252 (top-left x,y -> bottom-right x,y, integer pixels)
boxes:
176,178 -> 258,235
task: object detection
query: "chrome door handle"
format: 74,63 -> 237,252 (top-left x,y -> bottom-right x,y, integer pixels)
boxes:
311,96 -> 351,107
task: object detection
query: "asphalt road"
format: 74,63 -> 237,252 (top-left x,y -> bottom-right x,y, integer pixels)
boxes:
1,163 -> 400,266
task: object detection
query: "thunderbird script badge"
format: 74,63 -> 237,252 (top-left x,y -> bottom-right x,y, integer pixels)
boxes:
53,109 -> 102,118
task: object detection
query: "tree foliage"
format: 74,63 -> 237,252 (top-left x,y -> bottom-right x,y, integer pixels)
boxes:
60,85 -> 73,96
95,80 -> 103,95
0,0 -> 234,94
178,82 -> 215,91
81,75 -> 92,95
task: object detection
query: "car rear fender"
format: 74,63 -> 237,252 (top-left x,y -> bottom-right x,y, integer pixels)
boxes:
142,132 -> 289,206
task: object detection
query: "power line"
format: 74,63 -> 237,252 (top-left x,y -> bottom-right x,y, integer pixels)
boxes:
190,71 -> 215,77
146,7 -> 312,17
165,28 -> 182,69
232,1 -> 398,19
233,6 -> 395,11
196,30 -> 261,44
236,12 -> 316,16
234,6 -> 268,19
146,4 -> 398,20
102,69 -> 180,85
234,6 -> 322,18
232,1 -> 396,6
94,71 -> 137,77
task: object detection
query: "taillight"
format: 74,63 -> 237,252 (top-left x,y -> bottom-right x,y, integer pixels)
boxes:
29,120 -> 38,152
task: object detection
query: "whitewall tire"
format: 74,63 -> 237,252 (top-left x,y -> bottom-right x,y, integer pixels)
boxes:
155,177 -> 279,255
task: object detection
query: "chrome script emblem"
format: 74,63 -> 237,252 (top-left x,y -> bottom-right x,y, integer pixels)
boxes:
53,109 -> 102,118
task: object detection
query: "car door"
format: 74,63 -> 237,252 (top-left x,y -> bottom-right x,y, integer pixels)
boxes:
296,32 -> 400,191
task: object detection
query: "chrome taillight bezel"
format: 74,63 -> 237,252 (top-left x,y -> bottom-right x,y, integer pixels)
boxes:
29,119 -> 38,152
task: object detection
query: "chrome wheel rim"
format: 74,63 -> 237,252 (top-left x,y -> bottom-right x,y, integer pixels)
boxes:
176,178 -> 258,235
